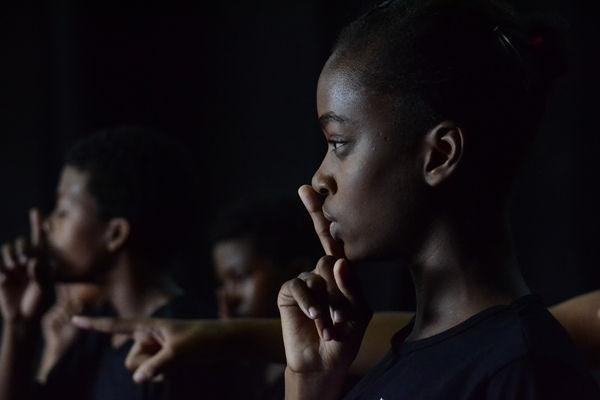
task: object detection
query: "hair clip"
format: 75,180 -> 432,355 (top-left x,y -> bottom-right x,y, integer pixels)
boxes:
375,0 -> 394,9
493,25 -> 530,92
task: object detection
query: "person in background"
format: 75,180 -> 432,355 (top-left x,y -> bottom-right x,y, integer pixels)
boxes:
211,197 -> 321,399
212,198 -> 321,320
0,126 -> 214,400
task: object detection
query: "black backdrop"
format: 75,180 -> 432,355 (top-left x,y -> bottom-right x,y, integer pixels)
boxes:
1,0 -> 598,311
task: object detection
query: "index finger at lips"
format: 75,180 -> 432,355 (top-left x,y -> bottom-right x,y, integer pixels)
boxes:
298,185 -> 344,258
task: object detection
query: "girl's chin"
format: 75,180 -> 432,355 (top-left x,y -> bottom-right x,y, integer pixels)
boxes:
343,244 -> 371,263
345,242 -> 397,264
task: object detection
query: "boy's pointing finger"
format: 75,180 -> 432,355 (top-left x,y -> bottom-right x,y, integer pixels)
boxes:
72,316 -> 142,335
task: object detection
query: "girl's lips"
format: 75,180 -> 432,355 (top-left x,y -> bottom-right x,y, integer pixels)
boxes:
329,221 -> 340,240
322,209 -> 336,222
323,209 -> 341,240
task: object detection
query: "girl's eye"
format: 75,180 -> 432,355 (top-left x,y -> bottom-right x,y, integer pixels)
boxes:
328,140 -> 348,152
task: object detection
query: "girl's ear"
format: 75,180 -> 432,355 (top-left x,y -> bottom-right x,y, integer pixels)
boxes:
104,218 -> 130,253
422,120 -> 464,187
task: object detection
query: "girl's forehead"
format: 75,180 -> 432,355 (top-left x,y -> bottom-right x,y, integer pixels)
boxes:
317,66 -> 369,117
319,59 -> 364,94
317,65 -> 397,133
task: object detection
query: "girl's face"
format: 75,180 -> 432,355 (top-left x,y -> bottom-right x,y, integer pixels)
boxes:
313,61 -> 427,262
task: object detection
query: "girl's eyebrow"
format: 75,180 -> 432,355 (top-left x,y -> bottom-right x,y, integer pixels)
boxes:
318,111 -> 347,128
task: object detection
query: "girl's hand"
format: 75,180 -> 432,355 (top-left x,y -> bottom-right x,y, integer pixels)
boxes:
278,256 -> 370,373
276,186 -> 371,398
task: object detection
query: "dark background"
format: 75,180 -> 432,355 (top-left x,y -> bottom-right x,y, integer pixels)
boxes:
0,0 -> 598,311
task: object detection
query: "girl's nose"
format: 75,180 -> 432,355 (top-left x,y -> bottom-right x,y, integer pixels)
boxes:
311,160 -> 337,196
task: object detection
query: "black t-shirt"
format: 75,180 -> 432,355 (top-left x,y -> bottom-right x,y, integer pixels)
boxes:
39,294 -> 216,400
344,295 -> 600,400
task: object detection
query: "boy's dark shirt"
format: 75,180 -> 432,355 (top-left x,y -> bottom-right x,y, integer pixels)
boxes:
344,295 -> 600,400
39,294 -> 216,400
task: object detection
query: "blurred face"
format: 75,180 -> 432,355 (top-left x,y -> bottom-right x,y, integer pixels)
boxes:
313,60 -> 428,262
213,238 -> 282,318
45,166 -> 110,282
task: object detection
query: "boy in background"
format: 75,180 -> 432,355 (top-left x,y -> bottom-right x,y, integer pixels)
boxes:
0,126 -> 213,400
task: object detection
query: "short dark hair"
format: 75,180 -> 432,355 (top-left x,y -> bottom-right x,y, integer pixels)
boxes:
332,0 -> 565,196
64,126 -> 198,267
211,197 -> 321,274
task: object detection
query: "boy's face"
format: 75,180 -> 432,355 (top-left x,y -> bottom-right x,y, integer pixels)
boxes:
45,166 -> 110,282
313,60 -> 428,262
213,238 -> 282,318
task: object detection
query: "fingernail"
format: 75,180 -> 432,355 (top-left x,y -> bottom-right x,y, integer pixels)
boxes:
333,309 -> 344,323
322,328 -> 331,341
133,370 -> 148,383
308,307 -> 319,319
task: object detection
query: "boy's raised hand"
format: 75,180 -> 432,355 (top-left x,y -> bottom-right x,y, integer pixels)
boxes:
276,186 -> 371,399
0,209 -> 53,326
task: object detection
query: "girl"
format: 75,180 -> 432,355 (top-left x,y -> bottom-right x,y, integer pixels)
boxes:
72,2 -> 600,399
277,0 -> 599,399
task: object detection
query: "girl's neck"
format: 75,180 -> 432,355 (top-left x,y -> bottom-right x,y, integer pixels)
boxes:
103,253 -> 183,318
406,210 -> 529,341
